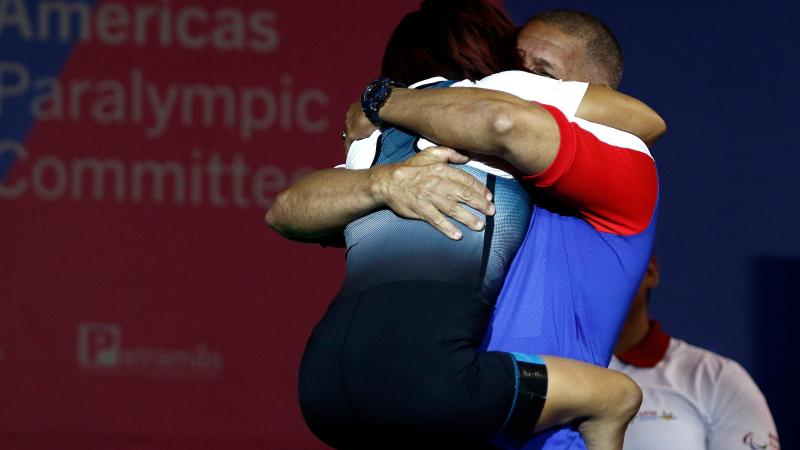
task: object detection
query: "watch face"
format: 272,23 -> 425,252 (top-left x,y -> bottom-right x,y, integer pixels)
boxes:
367,80 -> 387,101
362,78 -> 391,124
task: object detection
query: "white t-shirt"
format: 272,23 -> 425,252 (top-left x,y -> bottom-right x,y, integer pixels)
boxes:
610,336 -> 779,450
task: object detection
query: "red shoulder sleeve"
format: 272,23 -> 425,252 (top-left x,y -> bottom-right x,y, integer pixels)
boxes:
523,103 -> 658,236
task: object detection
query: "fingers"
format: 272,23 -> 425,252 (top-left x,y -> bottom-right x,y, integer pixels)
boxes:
412,175 -> 493,236
344,135 -> 355,156
345,102 -> 362,132
447,181 -> 495,217
404,156 -> 494,217
381,152 -> 497,240
436,168 -> 493,216
434,196 -> 486,232
417,192 -> 488,239
412,147 -> 491,197
421,146 -> 470,164
416,203 -> 463,240
345,101 -> 377,141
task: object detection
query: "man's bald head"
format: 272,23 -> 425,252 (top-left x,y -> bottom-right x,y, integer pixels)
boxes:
518,10 -> 623,88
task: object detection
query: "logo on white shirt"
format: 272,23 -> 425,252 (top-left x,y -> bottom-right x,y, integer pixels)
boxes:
742,432 -> 780,450
635,410 -> 678,421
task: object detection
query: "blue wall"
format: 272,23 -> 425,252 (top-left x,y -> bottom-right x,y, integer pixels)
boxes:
505,0 -> 799,442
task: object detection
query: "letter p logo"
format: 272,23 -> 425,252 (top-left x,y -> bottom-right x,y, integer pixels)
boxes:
77,323 -> 121,368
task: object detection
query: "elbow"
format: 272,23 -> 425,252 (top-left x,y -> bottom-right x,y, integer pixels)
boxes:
658,116 -> 667,136
264,190 -> 291,234
643,110 -> 667,146
472,100 -> 523,155
265,190 -> 339,244
645,116 -> 667,146
489,105 -> 518,137
264,207 -> 278,229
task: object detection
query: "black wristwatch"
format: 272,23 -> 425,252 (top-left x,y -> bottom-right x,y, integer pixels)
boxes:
361,77 -> 405,125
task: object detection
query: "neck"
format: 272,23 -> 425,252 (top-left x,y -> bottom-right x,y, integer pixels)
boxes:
614,296 -> 651,356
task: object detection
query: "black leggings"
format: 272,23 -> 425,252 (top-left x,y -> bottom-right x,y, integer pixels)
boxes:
298,280 -> 546,449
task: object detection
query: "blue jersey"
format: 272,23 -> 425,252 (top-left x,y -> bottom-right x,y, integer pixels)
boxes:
483,104 -> 659,449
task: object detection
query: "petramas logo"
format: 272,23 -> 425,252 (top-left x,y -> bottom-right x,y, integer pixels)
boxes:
77,323 -> 223,378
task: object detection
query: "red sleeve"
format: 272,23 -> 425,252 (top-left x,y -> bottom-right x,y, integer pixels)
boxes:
523,103 -> 658,236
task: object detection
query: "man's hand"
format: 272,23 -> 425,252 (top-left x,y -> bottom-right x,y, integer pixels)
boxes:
344,102 -> 377,153
267,146 -> 494,242
369,146 -> 495,240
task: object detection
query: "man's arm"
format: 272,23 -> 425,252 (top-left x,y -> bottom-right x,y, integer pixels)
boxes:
377,84 -> 664,176
468,71 -> 666,145
265,147 -> 495,242
349,75 -> 665,154
575,85 -> 667,145
379,86 -> 561,175
266,168 -> 380,242
577,85 -> 666,145
378,83 -> 659,236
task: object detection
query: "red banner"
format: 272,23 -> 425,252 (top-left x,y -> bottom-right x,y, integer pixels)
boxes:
1,1 -> 422,448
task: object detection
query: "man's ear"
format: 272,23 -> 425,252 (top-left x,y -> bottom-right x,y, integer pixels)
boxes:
647,254 -> 660,289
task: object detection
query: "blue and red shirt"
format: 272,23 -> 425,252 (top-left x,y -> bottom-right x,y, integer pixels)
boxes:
484,103 -> 659,449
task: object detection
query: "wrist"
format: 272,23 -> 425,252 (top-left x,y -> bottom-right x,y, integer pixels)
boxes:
366,165 -> 392,206
375,87 -> 409,124
361,78 -> 405,125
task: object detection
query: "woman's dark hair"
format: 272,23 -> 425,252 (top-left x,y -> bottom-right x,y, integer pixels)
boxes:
381,0 -> 521,85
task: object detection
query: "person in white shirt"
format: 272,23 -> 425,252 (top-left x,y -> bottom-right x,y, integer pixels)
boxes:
611,255 -> 780,450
